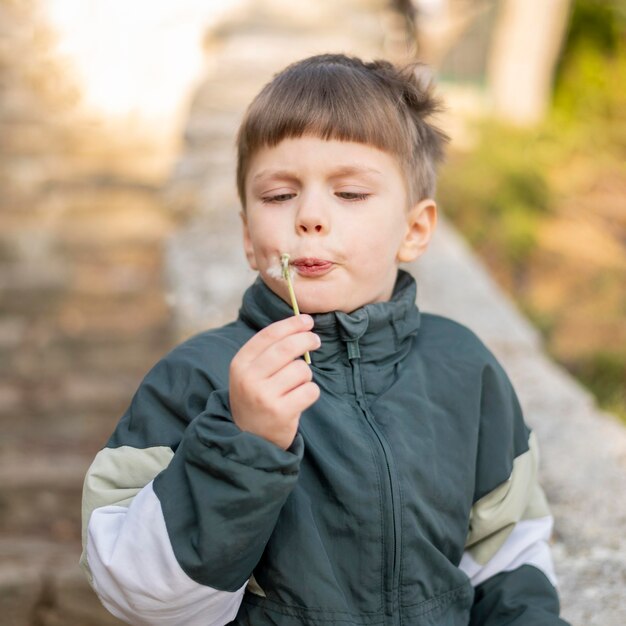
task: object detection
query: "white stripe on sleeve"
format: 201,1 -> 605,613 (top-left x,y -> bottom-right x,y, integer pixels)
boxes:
459,515 -> 558,588
87,480 -> 247,626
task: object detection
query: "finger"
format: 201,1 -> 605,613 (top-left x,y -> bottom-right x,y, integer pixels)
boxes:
235,314 -> 314,367
266,359 -> 313,397
281,381 -> 321,413
254,331 -> 320,379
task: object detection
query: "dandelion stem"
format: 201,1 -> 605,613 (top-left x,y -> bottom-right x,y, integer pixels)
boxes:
281,253 -> 311,365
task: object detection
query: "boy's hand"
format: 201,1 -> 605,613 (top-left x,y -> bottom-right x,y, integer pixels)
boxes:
229,315 -> 321,450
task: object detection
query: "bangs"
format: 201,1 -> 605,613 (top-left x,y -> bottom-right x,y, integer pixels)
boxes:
239,62 -> 410,159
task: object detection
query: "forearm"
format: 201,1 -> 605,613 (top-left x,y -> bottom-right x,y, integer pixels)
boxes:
154,388 -> 305,590
470,564 -> 569,626
83,389 -> 304,623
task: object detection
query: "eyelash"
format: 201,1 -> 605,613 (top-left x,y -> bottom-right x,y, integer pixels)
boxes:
261,192 -> 370,203
261,193 -> 294,204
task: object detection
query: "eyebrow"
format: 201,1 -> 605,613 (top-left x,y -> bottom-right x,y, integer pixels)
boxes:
252,165 -> 383,183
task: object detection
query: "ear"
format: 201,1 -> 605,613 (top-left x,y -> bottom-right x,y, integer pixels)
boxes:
240,210 -> 258,270
396,199 -> 437,263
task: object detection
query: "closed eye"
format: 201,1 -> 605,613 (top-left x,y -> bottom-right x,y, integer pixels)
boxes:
337,192 -> 370,201
261,191 -> 370,203
261,193 -> 296,204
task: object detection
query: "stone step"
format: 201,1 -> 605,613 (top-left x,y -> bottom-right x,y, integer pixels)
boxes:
0,379 -> 159,453
61,274 -> 166,302
5,336 -> 170,377
53,303 -> 172,344
39,175 -> 160,196
0,537 -> 63,626
0,285 -> 170,333
0,326 -> 172,383
49,329 -> 168,366
0,237 -> 18,263
69,240 -> 167,268
0,405 -> 130,453
53,210 -> 172,250
0,372 -> 138,420
0,195 -> 172,260
0,302 -> 154,339
0,454 -> 91,539
0,537 -> 124,626
0,251 -> 166,303
3,315 -> 164,378
0,261 -> 69,294
0,120 -> 67,157
0,286 -> 66,319
0,316 -> 27,351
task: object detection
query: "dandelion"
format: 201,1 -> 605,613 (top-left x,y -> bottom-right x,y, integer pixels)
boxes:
280,253 -> 311,365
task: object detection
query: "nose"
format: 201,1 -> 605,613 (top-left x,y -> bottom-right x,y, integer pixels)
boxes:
295,191 -> 329,235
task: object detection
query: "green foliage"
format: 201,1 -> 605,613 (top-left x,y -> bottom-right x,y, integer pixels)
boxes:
567,350 -> 626,423
558,0 -> 626,59
438,124 -> 551,267
552,0 -> 626,151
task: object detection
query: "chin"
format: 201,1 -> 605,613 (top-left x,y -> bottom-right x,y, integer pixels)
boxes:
298,301 -> 336,315
299,298 -> 359,315
296,294 -> 341,314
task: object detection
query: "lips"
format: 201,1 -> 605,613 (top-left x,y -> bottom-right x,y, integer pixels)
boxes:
291,257 -> 334,277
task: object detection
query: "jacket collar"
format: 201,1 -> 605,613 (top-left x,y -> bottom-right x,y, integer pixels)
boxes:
238,269 -> 421,366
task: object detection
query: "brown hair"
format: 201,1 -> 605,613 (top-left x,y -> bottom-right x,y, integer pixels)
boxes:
235,53 -> 449,211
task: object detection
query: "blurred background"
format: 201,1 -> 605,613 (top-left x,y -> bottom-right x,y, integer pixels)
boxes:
0,0 -> 624,624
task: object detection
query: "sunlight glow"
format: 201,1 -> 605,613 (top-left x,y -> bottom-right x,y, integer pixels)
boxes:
44,0 -> 243,127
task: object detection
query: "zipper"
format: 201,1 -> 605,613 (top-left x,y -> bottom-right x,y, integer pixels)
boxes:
346,339 -> 401,625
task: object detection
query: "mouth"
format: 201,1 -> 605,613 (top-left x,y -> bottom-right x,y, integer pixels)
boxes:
291,257 -> 335,277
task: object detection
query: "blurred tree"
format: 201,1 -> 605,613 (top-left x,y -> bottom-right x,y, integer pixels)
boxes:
488,0 -> 572,125
393,0 -> 574,125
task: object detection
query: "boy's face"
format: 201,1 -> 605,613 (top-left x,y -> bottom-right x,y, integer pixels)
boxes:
241,135 -> 436,314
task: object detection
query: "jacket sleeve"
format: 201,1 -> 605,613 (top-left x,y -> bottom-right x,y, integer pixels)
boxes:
80,339 -> 304,625
460,355 -> 570,626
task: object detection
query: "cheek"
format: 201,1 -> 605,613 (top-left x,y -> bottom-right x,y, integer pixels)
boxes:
355,222 -> 403,260
247,221 -> 287,269
248,220 -> 276,251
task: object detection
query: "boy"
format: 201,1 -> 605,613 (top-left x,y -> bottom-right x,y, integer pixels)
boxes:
81,54 -> 569,625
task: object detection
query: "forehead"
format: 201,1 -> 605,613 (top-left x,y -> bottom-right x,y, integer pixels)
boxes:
246,135 -> 404,185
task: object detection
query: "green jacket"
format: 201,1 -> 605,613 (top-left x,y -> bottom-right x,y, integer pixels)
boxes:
81,270 -> 568,625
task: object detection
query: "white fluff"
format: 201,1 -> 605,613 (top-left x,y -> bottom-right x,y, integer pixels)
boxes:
267,256 -> 295,281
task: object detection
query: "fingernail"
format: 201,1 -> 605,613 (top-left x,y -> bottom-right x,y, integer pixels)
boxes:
300,314 -> 313,325
313,334 -> 321,347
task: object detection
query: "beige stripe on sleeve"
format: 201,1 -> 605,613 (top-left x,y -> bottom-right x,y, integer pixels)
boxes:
465,430 -> 551,565
80,445 -> 174,579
